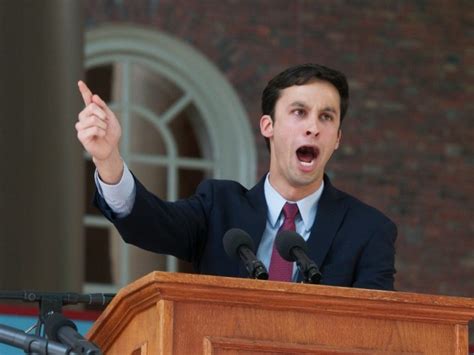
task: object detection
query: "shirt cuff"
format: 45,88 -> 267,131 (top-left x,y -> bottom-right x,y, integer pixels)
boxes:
95,163 -> 136,217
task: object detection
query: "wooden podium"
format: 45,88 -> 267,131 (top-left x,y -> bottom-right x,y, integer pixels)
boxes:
87,272 -> 474,354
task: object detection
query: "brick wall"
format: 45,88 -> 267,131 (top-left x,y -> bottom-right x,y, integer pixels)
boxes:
84,0 -> 473,298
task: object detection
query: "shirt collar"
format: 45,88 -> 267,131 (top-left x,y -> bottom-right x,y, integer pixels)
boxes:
264,174 -> 324,232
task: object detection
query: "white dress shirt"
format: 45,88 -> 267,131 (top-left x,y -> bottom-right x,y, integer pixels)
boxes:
95,163 -> 135,218
257,174 -> 323,281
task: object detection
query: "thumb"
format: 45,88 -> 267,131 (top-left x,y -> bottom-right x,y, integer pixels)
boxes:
92,94 -> 115,118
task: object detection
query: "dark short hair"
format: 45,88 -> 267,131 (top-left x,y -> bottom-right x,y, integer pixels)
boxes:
261,63 -> 349,150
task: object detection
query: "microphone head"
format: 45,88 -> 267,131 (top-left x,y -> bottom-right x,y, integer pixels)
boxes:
223,228 -> 255,259
275,230 -> 309,261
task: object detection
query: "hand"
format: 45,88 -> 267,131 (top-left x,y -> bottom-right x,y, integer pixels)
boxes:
76,81 -> 124,183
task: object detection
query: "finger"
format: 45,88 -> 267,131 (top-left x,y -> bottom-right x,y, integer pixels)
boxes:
77,125 -> 107,142
76,115 -> 108,131
92,94 -> 115,117
87,103 -> 107,120
78,103 -> 107,122
78,80 -> 93,106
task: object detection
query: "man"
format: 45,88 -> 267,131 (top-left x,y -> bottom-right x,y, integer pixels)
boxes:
76,64 -> 397,290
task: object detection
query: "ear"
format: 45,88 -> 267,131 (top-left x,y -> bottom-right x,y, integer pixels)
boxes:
334,129 -> 342,150
260,115 -> 274,138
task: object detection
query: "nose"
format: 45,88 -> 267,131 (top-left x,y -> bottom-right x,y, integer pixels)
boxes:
305,118 -> 320,137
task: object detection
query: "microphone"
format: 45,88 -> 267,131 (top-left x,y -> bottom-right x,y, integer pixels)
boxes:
223,228 -> 269,280
0,323 -> 74,354
44,312 -> 102,355
275,231 -> 322,284
0,291 -> 114,306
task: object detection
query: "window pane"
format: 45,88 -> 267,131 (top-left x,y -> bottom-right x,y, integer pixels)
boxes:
85,64 -> 113,102
170,104 -> 210,158
129,163 -> 168,199
85,226 -> 112,283
130,63 -> 183,114
129,113 -> 167,155
178,168 -> 208,199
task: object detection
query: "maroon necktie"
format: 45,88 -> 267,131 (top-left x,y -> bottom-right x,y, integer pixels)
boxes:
268,202 -> 299,281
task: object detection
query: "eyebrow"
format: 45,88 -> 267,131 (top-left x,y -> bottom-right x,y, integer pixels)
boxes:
321,107 -> 338,115
289,101 -> 338,114
289,101 -> 308,108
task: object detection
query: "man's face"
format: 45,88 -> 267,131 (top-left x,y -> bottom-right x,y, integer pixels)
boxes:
260,80 -> 342,200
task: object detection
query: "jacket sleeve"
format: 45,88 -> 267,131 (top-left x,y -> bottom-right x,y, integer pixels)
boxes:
352,219 -> 397,291
94,175 -> 213,263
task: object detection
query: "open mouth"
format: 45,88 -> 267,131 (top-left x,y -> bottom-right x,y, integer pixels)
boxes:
296,145 -> 319,165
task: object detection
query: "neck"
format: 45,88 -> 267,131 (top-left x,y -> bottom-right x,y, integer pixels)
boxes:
268,175 -> 323,201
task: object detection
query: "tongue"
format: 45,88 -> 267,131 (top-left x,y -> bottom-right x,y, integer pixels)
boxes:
297,149 -> 314,163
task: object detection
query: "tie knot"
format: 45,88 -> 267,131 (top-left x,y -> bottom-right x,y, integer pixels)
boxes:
282,202 -> 299,221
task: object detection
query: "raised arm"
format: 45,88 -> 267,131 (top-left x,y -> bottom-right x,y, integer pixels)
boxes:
76,80 -> 123,184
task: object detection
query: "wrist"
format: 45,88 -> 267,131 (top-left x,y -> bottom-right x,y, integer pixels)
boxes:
93,150 -> 124,184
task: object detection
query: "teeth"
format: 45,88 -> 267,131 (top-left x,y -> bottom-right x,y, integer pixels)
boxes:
300,161 -> 314,166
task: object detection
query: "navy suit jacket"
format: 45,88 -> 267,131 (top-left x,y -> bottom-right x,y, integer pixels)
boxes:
95,174 -> 397,290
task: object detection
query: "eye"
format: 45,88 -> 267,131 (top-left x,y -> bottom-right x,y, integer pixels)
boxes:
320,113 -> 334,121
292,108 -> 306,117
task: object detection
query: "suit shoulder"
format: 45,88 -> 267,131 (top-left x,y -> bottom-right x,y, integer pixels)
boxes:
334,186 -> 395,226
196,178 -> 250,195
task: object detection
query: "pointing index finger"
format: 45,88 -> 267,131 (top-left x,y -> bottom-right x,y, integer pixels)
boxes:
78,80 -> 93,106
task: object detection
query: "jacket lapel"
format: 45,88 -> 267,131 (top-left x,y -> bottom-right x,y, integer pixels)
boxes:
235,174 -> 347,281
297,175 -> 348,282
236,175 -> 268,277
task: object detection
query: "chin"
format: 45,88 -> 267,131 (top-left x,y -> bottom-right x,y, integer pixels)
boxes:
289,174 -> 319,188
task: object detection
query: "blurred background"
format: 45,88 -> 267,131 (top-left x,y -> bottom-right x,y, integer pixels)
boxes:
0,0 -> 472,343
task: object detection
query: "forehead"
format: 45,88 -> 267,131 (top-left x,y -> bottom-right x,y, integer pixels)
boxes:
276,80 -> 341,111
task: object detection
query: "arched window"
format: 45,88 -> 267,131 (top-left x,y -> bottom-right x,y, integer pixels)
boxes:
83,25 -> 256,293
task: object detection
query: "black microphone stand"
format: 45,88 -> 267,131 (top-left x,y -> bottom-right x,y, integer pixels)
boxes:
0,291 -> 114,354
0,323 -> 76,354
